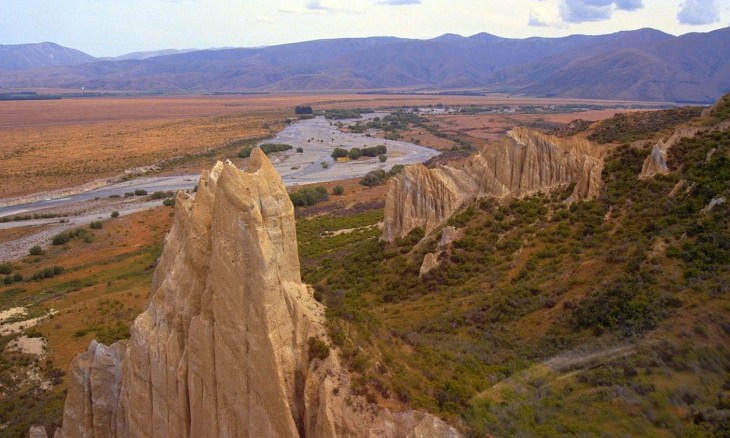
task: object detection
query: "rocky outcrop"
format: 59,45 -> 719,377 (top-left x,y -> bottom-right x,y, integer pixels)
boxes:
419,226 -> 462,277
384,128 -> 605,241
639,126 -> 704,179
640,142 -> 670,178
29,426 -> 49,438
62,341 -> 124,438
57,150 -> 460,438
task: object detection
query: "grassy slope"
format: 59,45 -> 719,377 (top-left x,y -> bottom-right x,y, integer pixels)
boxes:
299,97 -> 730,437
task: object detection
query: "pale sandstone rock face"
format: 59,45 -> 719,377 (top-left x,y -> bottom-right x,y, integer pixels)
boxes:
419,227 -> 462,277
59,149 -> 460,438
61,341 -> 124,438
640,142 -> 670,178
639,126 -> 704,179
29,425 -> 48,438
419,252 -> 440,277
383,128 -> 605,241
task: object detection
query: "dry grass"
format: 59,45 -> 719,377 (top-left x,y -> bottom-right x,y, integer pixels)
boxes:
2,206 -> 174,376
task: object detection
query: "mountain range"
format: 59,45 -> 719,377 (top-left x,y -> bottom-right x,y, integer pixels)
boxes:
1,27 -> 728,103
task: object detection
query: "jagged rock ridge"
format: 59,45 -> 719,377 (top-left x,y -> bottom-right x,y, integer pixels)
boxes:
383,128 -> 605,241
56,150 -> 460,438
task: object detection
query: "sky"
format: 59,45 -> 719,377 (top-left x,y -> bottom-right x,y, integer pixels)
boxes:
2,0 -> 729,57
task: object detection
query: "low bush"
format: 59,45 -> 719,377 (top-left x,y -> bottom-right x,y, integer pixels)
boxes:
31,265 -> 64,281
308,337 -> 331,362
239,143 -> 292,158
290,186 -> 329,207
52,228 -> 93,245
331,148 -> 349,159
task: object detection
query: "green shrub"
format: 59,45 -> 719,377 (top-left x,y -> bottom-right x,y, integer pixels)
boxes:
360,144 -> 387,157
348,148 -> 361,160
290,186 -> 329,207
149,190 -> 174,200
12,272 -> 23,282
31,265 -> 64,281
296,147 -> 304,153
0,262 -> 11,275
360,170 -> 387,186
322,108 -> 373,119
571,276 -> 681,338
134,189 -> 148,196
52,232 -> 70,245
331,148 -> 349,159
379,154 -> 387,162
111,211 -> 120,218
333,185 -> 345,196
307,337 -> 331,362
52,228 -> 93,245
163,197 -> 176,207
240,143 -> 292,158
89,221 -> 103,229
29,245 -> 44,256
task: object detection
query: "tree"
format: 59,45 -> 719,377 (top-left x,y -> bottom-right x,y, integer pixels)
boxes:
349,148 -> 361,160
331,148 -> 349,159
295,106 -> 313,115
379,154 -> 387,162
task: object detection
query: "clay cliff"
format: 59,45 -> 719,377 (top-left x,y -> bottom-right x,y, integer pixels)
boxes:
56,150 -> 460,438
383,128 -> 605,241
639,126 -> 706,179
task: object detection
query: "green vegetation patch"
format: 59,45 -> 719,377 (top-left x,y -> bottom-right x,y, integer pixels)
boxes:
294,99 -> 730,435
588,106 -> 704,144
238,143 -> 292,158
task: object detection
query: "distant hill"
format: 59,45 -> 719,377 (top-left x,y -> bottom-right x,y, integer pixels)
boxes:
101,49 -> 199,61
0,42 -> 96,71
1,28 -> 728,102
495,27 -> 730,103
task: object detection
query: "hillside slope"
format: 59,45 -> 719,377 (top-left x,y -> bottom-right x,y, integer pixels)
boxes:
0,43 -> 96,71
298,94 -> 730,436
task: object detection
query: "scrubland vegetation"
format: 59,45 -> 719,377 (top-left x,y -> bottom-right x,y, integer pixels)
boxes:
295,98 -> 730,436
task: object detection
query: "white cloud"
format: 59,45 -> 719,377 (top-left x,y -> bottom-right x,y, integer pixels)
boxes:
528,7 -> 566,28
378,0 -> 421,5
615,0 -> 643,11
256,15 -> 275,24
278,3 -> 320,14
279,0 -> 365,14
677,0 -> 720,25
559,0 -> 645,23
